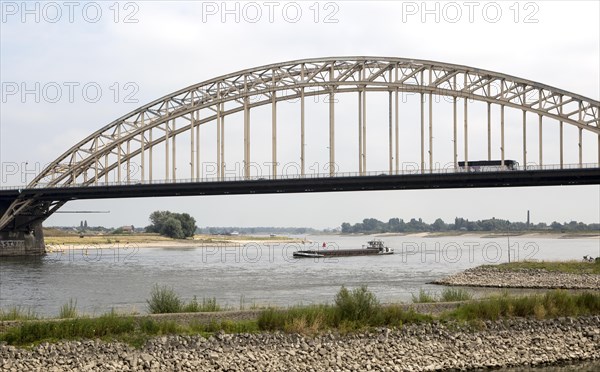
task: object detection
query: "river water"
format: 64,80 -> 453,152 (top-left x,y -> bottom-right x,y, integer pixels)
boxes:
1,234 -> 599,370
1,234 -> 598,316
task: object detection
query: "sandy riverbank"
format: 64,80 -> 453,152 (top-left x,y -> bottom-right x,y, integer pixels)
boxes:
44,236 -> 306,251
43,231 -> 598,251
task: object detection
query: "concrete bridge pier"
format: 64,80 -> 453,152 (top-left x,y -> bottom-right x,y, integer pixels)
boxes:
0,223 -> 46,256
0,198 -> 51,257
0,198 -> 46,256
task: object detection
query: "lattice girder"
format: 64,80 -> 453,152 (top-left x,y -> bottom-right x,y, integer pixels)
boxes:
19,57 -> 600,189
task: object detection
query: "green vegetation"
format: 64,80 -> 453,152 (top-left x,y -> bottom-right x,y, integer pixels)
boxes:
0,306 -> 38,321
341,217 -> 600,234
1,311 -> 136,346
411,289 -> 437,303
0,311 -> 259,347
485,260 -> 600,274
146,285 -> 222,314
449,290 -> 600,321
411,288 -> 473,303
440,288 -> 474,302
238,295 -> 265,310
259,288 -> 600,333
257,303 -> 431,334
145,211 -> 197,239
334,286 -> 380,321
182,296 -> 222,313
146,285 -> 182,314
258,285 -> 431,332
3,287 -> 600,347
58,299 -> 78,319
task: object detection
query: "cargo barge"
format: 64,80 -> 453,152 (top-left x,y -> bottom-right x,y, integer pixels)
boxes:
293,239 -> 393,258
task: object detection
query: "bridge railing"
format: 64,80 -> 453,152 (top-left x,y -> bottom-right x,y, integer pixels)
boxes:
1,163 -> 598,191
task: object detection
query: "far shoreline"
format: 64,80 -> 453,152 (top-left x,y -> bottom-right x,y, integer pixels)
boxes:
43,231 -> 598,251
351,231 -> 600,239
44,234 -> 307,251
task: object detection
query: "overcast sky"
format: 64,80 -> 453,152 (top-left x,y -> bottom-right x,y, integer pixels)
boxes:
1,0 -> 599,229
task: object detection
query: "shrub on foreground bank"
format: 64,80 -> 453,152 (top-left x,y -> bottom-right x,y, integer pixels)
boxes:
258,287 -> 600,332
258,285 -> 432,332
146,285 -> 221,314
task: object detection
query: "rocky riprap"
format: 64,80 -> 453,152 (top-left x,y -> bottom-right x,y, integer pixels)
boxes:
432,266 -> 600,289
1,316 -> 599,371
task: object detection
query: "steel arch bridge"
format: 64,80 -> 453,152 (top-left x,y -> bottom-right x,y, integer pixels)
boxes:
1,56 -> 599,254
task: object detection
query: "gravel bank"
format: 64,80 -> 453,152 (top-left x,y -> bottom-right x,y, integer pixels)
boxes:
1,316 -> 599,371
432,266 -> 600,289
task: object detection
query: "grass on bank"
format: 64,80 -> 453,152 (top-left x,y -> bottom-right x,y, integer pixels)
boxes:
258,286 -> 432,334
448,290 -> 600,321
0,306 -> 39,321
484,260 -> 600,275
146,285 -> 265,313
58,299 -> 78,319
2,287 -> 600,347
258,288 -> 600,333
411,289 -> 437,303
412,288 -> 473,303
2,299 -> 79,322
0,310 -> 259,348
146,285 -> 222,314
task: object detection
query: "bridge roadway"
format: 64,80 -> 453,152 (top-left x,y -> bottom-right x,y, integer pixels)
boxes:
1,168 -> 599,201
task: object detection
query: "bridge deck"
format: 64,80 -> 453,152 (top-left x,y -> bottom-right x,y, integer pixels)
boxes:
1,168 -> 598,201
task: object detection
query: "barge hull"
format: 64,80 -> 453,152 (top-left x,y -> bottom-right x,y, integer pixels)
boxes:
293,249 -> 393,258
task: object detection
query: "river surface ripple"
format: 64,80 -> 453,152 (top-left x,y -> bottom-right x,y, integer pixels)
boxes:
1,234 -> 598,316
1,235 -> 599,370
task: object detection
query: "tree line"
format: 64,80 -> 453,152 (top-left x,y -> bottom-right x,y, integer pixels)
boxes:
145,211 -> 197,239
341,217 -> 600,234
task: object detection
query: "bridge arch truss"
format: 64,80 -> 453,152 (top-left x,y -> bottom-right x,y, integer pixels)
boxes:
1,56 -> 599,230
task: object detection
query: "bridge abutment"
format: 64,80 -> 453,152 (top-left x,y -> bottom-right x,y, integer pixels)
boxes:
0,222 -> 45,257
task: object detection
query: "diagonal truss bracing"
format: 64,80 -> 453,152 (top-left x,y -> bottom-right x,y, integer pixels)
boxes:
1,57 -> 599,231
29,57 -> 600,189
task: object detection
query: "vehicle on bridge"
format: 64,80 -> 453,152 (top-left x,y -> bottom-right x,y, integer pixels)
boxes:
293,239 -> 394,258
458,160 -> 519,172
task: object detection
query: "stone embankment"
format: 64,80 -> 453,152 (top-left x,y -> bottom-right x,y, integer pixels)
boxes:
432,266 -> 600,289
2,316 -> 600,371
